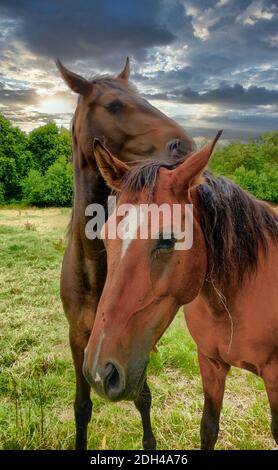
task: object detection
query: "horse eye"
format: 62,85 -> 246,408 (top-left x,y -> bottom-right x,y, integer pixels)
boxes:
154,237 -> 176,253
104,99 -> 123,114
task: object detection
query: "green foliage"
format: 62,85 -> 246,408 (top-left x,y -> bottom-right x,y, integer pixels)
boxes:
0,183 -> 5,205
21,157 -> 73,207
0,114 -> 72,205
0,156 -> 18,200
42,156 -> 73,206
0,115 -> 32,201
21,170 -> 45,206
0,113 -> 277,205
210,131 -> 278,202
27,123 -> 71,174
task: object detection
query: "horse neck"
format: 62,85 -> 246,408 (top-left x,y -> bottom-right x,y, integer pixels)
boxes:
196,176 -> 278,311
191,184 -> 241,310
70,147 -> 110,257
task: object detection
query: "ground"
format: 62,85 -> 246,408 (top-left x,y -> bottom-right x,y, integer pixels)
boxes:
0,208 -> 274,449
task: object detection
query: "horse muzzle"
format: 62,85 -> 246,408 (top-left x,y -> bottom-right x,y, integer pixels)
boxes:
166,138 -> 196,160
83,353 -> 148,402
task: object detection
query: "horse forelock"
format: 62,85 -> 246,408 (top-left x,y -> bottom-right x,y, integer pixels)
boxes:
121,159 -> 179,199
89,74 -> 138,94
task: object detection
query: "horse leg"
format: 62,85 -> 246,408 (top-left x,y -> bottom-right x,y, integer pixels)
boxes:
262,364 -> 278,446
134,379 -> 156,450
198,350 -> 230,450
70,329 -> 92,450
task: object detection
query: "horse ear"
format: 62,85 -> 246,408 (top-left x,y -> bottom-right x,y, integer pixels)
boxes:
117,57 -> 130,82
56,59 -> 92,95
172,130 -> 223,192
93,139 -> 129,191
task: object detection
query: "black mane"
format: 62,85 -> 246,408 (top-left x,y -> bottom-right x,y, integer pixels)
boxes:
198,172 -> 278,289
122,158 -> 181,196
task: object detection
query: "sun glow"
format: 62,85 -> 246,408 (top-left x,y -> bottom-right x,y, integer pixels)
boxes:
36,96 -> 75,115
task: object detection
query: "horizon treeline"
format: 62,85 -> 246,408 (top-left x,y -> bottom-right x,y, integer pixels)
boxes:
0,114 -> 277,206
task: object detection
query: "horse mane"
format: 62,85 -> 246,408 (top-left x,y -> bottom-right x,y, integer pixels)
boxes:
89,74 -> 138,94
198,173 -> 278,289
122,158 -> 180,196
122,160 -> 278,289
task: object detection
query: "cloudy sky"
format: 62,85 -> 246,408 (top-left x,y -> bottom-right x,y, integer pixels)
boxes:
0,0 -> 278,141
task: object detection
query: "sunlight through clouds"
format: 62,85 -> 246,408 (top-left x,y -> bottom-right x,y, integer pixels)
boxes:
0,0 -> 277,139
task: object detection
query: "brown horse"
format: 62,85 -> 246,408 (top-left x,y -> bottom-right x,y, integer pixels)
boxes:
56,58 -> 196,450
83,135 -> 278,449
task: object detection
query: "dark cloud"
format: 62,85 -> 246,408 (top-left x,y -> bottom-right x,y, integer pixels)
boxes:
0,87 -> 39,105
1,109 -> 72,124
145,83 -> 278,106
176,125 -> 264,142
0,0 -> 277,139
0,0 -> 178,65
204,112 -> 278,135
182,0 -> 278,82
176,109 -> 278,140
134,66 -> 204,91
200,84 -> 278,106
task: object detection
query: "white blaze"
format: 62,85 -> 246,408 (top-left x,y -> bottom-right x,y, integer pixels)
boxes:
119,205 -> 144,258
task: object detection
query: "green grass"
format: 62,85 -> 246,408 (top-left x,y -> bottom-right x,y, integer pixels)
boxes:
0,208 -> 274,449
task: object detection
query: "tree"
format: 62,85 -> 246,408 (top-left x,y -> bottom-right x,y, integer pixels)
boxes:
210,131 -> 278,202
0,114 -> 32,201
21,169 -> 45,206
1,113 -> 277,206
43,156 -> 73,206
21,156 -> 73,207
27,122 -> 71,174
0,115 -> 72,204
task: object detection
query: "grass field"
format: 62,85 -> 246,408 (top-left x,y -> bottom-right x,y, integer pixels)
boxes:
0,207 -> 275,450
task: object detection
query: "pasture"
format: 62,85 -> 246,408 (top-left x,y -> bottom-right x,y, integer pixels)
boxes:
0,208 -> 275,449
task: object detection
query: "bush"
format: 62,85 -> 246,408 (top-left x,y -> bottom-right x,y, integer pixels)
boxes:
0,183 -> 5,205
0,114 -> 72,203
0,115 -> 32,201
210,131 -> 278,202
27,123 -> 72,174
21,157 -> 73,207
43,156 -> 73,206
21,170 -> 45,206
231,165 -> 278,202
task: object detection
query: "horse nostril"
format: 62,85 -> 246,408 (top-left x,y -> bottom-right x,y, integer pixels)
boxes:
104,363 -> 119,388
167,139 -> 179,153
104,362 -> 124,400
167,139 -> 196,158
